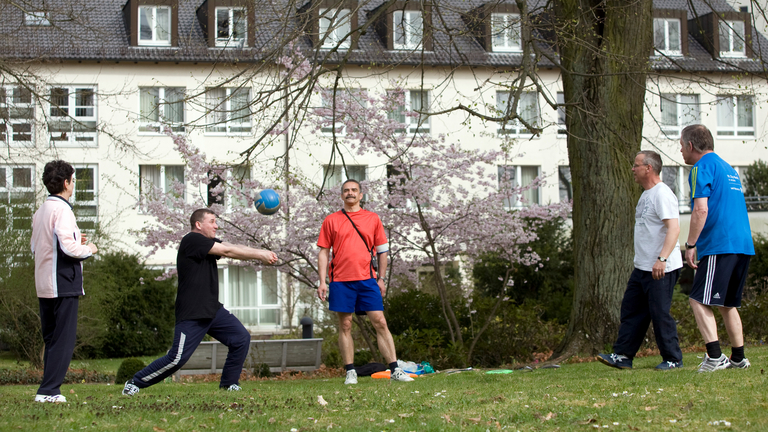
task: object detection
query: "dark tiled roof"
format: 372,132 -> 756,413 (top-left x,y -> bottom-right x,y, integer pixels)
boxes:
1,0 -> 766,73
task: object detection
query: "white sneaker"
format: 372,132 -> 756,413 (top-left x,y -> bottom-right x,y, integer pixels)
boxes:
390,367 -> 414,382
34,394 -> 66,403
344,369 -> 358,385
697,354 -> 730,373
726,357 -> 751,369
224,384 -> 242,391
122,379 -> 140,396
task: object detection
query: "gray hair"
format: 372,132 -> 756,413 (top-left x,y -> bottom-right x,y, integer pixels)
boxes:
636,151 -> 662,175
681,124 -> 714,152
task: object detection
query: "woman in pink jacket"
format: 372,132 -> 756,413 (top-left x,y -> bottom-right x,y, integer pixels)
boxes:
30,160 -> 97,403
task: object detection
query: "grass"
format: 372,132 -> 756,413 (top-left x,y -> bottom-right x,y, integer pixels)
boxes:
1,347 -> 767,431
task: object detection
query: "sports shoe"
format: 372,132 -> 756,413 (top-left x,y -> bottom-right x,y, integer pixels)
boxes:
223,384 -> 242,391
655,360 -> 683,370
596,353 -> 632,369
122,379 -> 140,396
697,354 -> 730,373
727,357 -> 751,369
344,369 -> 358,385
390,367 -> 414,382
34,394 -> 66,403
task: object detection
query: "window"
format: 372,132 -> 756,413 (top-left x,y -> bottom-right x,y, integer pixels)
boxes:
491,13 -> 521,52
393,10 -> 422,50
661,165 -> 691,212
386,164 -> 429,209
139,87 -> 185,133
556,92 -> 566,136
319,88 -> 366,135
498,165 -> 540,208
653,18 -> 681,55
322,164 -> 366,191
496,91 -> 539,137
24,11 -> 50,26
558,166 -> 572,203
387,90 -> 430,134
719,20 -> 746,57
139,164 -> 185,208
319,8 -> 351,49
49,86 -> 98,145
0,166 -> 34,230
205,87 -> 251,134
72,166 -> 98,230
215,7 -> 247,47
207,165 -> 251,209
218,266 -> 280,328
660,94 -> 699,138
0,86 -> 34,145
138,6 -> 171,46
716,95 -> 754,137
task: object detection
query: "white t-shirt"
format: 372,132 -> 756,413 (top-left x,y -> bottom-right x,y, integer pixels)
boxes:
633,182 -> 683,272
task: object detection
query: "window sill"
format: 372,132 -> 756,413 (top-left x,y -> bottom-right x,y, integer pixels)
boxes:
715,133 -> 755,139
136,42 -> 173,48
491,48 -> 523,53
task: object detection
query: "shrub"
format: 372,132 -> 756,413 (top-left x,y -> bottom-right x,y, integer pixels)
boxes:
253,362 -> 272,378
353,349 -> 373,366
744,159 -> 768,211
115,358 -> 146,383
748,234 -> 768,293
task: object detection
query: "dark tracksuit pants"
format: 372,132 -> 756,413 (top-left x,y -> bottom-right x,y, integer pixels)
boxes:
133,307 -> 250,388
614,268 -> 683,363
37,297 -> 79,396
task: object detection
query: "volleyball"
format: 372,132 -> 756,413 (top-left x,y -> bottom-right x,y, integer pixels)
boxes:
254,189 -> 281,215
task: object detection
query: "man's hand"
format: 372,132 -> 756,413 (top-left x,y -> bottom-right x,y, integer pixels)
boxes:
685,248 -> 698,269
652,260 -> 666,280
81,234 -> 87,245
377,279 -> 387,298
88,243 -> 98,254
317,283 -> 328,301
259,250 -> 278,265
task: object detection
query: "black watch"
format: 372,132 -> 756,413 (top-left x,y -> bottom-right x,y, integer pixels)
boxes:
658,256 -> 667,262
685,242 -> 696,249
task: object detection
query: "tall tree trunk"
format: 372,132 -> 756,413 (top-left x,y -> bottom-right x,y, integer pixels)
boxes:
552,0 -> 652,357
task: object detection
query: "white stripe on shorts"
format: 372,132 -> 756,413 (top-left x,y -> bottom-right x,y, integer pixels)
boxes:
703,255 -> 716,304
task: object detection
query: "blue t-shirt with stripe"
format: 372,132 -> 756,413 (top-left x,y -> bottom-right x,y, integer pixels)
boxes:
689,152 -> 754,256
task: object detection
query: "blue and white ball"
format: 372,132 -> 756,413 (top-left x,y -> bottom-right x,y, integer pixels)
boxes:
254,189 -> 281,215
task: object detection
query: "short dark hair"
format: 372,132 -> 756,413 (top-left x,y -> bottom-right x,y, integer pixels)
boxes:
340,179 -> 362,193
636,150 -> 662,175
190,208 -> 216,230
42,160 -> 74,195
681,124 -> 714,152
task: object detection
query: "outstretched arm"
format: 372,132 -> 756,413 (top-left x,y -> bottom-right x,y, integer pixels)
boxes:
209,242 -> 277,264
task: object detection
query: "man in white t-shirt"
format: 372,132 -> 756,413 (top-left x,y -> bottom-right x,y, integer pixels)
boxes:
597,151 -> 684,370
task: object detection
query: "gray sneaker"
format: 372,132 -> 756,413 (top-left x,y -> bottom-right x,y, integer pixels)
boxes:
726,358 -> 751,369
390,367 -> 414,382
223,384 -> 242,391
122,379 -> 140,396
697,354 -> 730,373
344,369 -> 358,385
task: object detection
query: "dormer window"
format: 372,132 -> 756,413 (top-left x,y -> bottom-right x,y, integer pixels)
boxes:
653,18 -> 681,55
319,8 -> 351,49
138,6 -> 171,46
24,11 -> 51,26
491,13 -> 521,52
215,7 -> 247,47
719,20 -> 746,57
393,10 -> 422,50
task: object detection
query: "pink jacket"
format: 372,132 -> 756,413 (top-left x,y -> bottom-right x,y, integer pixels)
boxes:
31,196 -> 93,298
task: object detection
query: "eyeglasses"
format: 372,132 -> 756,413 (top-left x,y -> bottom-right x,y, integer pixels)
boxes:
632,164 -> 649,168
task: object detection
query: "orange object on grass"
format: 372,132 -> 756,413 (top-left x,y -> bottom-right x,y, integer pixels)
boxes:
371,370 -> 418,379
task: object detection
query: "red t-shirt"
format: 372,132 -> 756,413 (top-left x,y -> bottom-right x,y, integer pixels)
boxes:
318,209 -> 387,282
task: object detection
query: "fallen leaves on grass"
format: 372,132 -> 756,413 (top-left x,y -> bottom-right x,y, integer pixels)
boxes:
317,396 -> 328,406
645,406 -> 658,411
442,414 -> 454,424
593,402 -> 605,408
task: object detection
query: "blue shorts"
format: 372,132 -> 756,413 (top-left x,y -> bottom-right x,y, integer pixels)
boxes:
328,279 -> 383,313
690,254 -> 751,307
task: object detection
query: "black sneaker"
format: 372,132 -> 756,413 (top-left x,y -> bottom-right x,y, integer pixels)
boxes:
655,360 -> 683,370
597,353 -> 632,369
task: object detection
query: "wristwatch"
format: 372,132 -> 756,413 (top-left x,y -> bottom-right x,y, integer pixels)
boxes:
685,242 -> 696,249
657,256 -> 667,262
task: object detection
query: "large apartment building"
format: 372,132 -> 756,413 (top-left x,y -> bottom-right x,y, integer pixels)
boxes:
1,0 -> 767,332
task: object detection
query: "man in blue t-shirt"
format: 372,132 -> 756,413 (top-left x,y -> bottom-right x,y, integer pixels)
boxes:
681,124 -> 755,373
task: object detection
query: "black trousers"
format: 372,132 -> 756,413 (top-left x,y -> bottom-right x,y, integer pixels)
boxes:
38,297 -> 79,396
614,268 -> 683,362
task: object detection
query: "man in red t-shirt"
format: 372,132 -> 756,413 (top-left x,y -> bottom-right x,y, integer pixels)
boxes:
317,179 -> 413,385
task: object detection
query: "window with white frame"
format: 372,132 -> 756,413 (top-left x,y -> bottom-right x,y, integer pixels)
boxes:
719,20 -> 746,57
558,165 -> 572,203
496,91 -> 539,136
387,90 -> 429,134
138,6 -> 171,46
661,165 -> 691,212
24,11 -> 51,26
393,10 -> 422,50
0,86 -> 34,146
319,8 -> 351,49
49,86 -> 98,145
732,166 -> 749,191
218,266 -> 280,328
386,164 -> 430,209
139,164 -> 185,208
491,13 -> 521,52
207,165 -> 251,209
660,94 -> 699,138
205,87 -> 251,134
653,18 -> 681,55
716,95 -> 754,137
323,164 -> 366,191
498,165 -> 540,208
319,88 -> 366,135
556,92 -> 566,136
215,7 -> 247,47
0,166 -> 34,230
139,87 -> 185,133
72,166 -> 98,230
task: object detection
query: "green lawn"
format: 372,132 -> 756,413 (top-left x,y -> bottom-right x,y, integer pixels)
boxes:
1,347 -> 766,431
